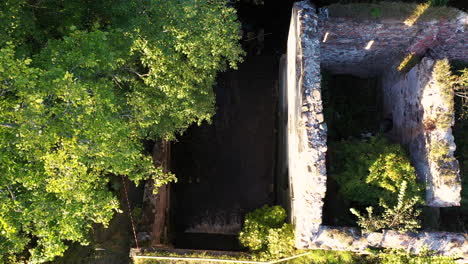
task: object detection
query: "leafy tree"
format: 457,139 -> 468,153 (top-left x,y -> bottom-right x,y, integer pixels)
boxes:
239,205 -> 295,261
0,0 -> 243,262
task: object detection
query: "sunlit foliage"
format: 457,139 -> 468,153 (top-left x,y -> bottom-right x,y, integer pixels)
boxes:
0,0 -> 243,262
239,205 -> 295,261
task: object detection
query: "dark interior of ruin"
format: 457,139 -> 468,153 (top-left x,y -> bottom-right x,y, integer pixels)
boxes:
321,74 -> 383,227
321,70 -> 468,232
170,0 -> 296,251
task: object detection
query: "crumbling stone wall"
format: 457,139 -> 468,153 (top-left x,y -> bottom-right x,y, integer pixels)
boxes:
318,6 -> 467,77
287,0 -> 467,257
382,58 -> 461,207
310,226 -> 468,257
285,0 -> 327,248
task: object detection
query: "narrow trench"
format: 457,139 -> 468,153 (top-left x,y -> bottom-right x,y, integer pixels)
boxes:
170,1 -> 296,251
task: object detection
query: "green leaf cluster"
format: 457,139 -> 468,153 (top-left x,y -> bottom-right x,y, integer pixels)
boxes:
0,0 -> 243,262
239,205 -> 295,261
350,181 -> 423,233
331,136 -> 422,206
330,136 -> 424,232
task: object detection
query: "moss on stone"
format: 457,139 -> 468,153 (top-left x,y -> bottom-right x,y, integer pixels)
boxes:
428,140 -> 458,184
397,53 -> 421,73
327,2 -> 461,22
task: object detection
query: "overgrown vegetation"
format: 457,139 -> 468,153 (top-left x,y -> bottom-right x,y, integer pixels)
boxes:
327,2 -> 460,22
330,136 -> 422,205
131,203 -> 456,263
0,0 -> 243,262
450,61 -> 468,120
329,136 -> 423,232
440,60 -> 468,232
239,205 -> 295,261
131,248 -> 456,264
421,59 -> 466,186
351,181 -> 422,232
434,59 -> 456,129
320,73 -> 380,140
376,248 -> 456,264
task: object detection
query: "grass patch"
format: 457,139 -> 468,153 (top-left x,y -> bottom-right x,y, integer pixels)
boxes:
327,2 -> 460,22
132,249 -> 457,264
132,250 -> 252,264
131,249 -> 370,264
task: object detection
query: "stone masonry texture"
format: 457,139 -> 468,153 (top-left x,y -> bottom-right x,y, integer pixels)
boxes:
286,0 -> 327,249
318,6 -> 467,77
288,0 -> 467,257
382,57 -> 461,207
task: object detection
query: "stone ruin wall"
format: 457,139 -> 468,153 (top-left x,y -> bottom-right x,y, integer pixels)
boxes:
286,0 -> 468,257
284,1 -> 328,247
318,5 -> 467,77
382,58 -> 461,207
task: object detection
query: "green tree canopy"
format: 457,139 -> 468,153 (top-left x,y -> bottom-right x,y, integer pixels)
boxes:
0,0 -> 243,262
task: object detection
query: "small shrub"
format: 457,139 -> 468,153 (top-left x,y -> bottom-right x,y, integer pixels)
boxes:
331,136 -> 422,206
239,205 -> 295,261
351,181 -> 423,233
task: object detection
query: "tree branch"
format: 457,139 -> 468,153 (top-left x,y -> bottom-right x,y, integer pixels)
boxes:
6,185 -> 16,201
0,123 -> 18,128
455,92 -> 468,100
123,67 -> 149,79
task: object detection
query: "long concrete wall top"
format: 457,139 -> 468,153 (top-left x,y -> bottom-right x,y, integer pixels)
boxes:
286,0 -> 327,249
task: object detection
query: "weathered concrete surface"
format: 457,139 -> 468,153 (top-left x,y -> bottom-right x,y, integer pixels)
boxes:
309,226 -> 468,258
382,58 -> 461,207
286,1 -> 327,248
318,7 -> 468,77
